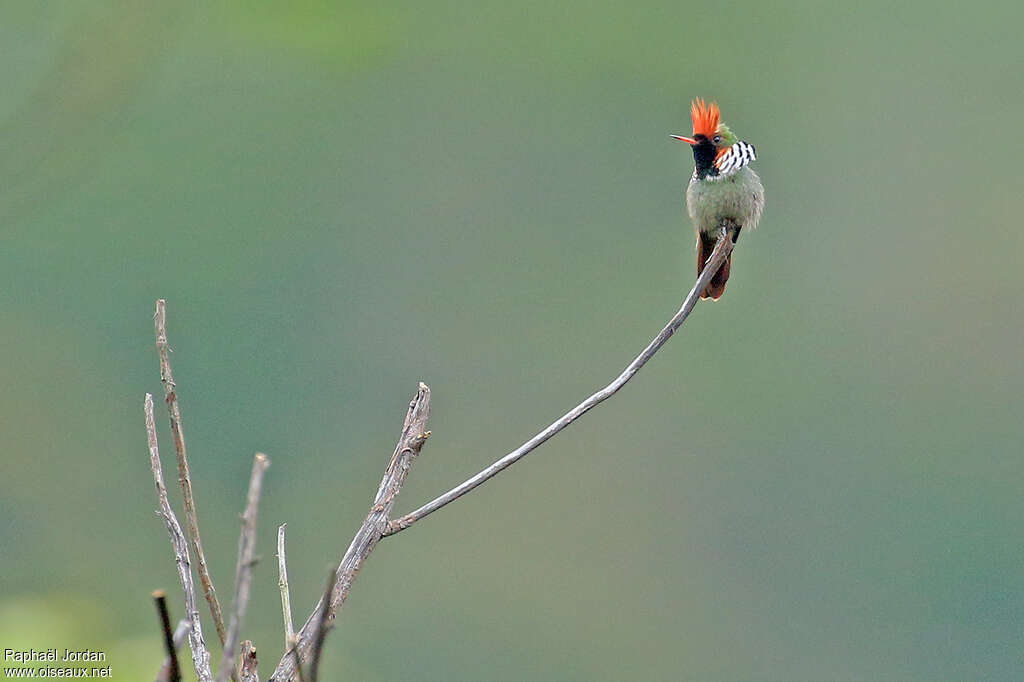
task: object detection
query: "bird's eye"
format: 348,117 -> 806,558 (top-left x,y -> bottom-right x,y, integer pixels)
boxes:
713,135 -> 722,144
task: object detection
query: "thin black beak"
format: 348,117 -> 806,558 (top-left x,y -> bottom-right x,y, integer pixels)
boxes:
670,134 -> 697,145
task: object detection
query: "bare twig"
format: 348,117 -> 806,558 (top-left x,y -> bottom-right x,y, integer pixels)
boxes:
269,383 -> 431,682
152,590 -> 181,682
308,568 -> 339,682
156,619 -> 191,682
280,526 -> 304,682
277,524 -> 295,648
384,226 -> 736,536
154,299 -> 227,646
146,394 -> 214,682
239,641 -> 258,682
215,454 -> 270,682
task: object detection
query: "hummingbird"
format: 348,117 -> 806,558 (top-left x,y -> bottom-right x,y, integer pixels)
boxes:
672,98 -> 764,300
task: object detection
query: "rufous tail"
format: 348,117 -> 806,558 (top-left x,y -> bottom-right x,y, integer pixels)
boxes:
696,231 -> 729,296
696,229 -> 739,300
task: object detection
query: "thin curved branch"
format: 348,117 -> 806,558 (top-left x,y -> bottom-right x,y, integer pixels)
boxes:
277,524 -> 295,648
384,226 -> 735,536
154,299 -> 227,646
266,226 -> 734,681
145,394 -> 215,682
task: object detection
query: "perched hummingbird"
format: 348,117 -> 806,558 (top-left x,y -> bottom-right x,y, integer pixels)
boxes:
672,98 -> 764,300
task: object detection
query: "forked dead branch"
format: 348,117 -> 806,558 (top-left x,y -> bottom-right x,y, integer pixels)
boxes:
145,228 -> 736,681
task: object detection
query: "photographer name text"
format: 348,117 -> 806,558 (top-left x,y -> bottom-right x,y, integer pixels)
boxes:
4,649 -> 106,664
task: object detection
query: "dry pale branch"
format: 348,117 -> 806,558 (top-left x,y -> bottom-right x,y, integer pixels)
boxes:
239,641 -> 258,682
150,226 -> 733,681
268,383 -> 431,682
152,590 -> 180,682
384,227 -> 736,535
277,524 -> 295,648
265,230 -> 736,680
154,299 -> 227,646
156,619 -> 190,682
215,454 -> 270,682
145,394 -> 214,682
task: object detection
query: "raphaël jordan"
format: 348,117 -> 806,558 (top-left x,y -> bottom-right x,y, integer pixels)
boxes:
4,648 -> 107,663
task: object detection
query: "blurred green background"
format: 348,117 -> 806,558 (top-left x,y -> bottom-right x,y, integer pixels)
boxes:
2,1 -> 1022,680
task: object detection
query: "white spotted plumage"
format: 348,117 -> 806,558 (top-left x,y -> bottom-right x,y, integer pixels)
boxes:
713,140 -> 756,177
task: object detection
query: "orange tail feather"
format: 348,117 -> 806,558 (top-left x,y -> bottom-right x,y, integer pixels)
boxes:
696,232 -> 731,300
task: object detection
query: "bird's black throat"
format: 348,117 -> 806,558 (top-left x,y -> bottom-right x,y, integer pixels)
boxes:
691,135 -> 719,180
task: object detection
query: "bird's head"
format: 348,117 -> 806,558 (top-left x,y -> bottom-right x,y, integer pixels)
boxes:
670,98 -> 736,148
671,98 -> 752,178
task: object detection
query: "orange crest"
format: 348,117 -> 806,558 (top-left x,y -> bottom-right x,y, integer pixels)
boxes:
690,98 -> 720,138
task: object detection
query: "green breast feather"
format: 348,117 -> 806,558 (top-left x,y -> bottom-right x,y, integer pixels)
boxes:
686,165 -> 765,235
